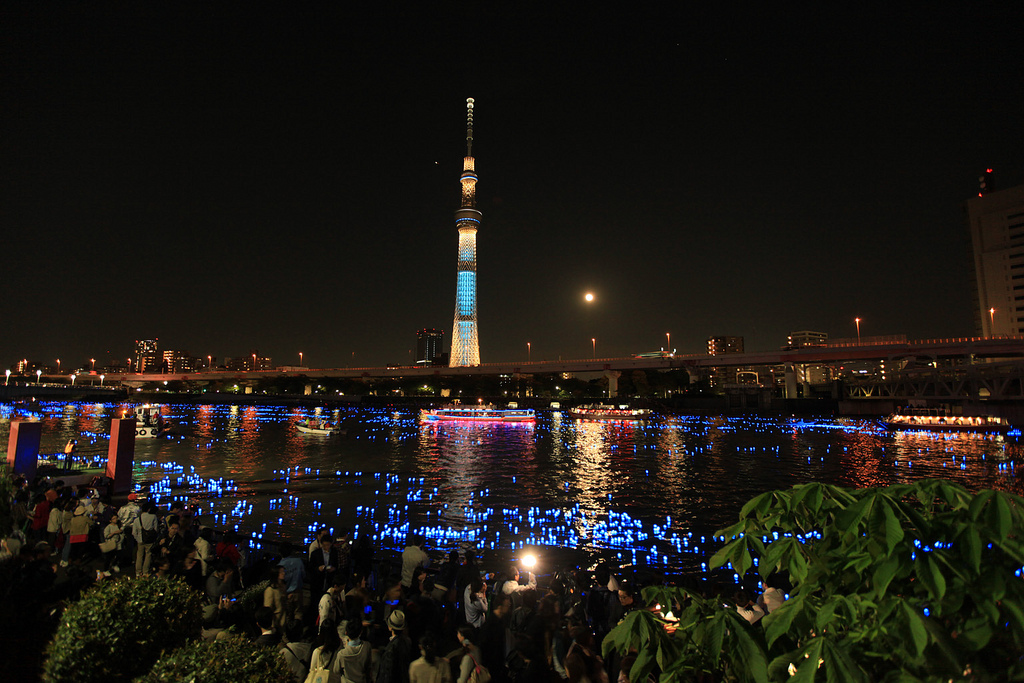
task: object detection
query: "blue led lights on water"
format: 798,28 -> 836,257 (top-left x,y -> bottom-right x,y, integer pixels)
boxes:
17,401 -> 1022,577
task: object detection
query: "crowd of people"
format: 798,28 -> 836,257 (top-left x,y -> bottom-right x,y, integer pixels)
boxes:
2,471 -> 787,683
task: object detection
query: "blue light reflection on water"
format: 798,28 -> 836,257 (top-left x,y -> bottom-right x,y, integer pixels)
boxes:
3,402 -> 1023,575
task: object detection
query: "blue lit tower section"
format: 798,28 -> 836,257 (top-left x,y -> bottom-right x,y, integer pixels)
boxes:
450,97 -> 481,366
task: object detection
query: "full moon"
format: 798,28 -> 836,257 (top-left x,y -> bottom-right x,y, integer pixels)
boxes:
584,292 -> 595,302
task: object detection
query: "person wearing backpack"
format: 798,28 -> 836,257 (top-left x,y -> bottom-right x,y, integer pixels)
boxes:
133,501 -> 160,575
456,625 -> 490,683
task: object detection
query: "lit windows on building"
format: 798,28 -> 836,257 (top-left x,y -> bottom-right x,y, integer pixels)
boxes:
135,339 -> 159,373
707,336 -> 744,356
416,329 -> 445,365
162,350 -> 195,374
785,331 -> 828,349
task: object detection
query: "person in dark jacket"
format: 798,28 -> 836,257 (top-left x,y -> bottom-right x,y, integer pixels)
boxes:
307,536 -> 340,610
479,592 -> 512,683
376,609 -> 413,683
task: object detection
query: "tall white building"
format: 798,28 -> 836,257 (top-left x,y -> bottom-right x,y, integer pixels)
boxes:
967,182 -> 1024,336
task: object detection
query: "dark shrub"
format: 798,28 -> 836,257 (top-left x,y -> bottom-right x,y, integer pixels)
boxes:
43,576 -> 203,683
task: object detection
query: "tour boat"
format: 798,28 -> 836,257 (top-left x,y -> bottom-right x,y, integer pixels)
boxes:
296,421 -> 338,435
568,404 -> 651,421
420,404 -> 536,423
883,408 -> 1011,434
128,404 -> 168,438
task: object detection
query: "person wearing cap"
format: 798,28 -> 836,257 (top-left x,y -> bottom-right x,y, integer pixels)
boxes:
65,503 -> 92,566
376,609 -> 413,683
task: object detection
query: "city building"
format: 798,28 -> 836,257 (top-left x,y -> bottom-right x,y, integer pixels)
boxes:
134,339 -> 159,373
966,179 -> 1024,335
707,336 -> 745,387
449,98 -> 481,367
162,350 -> 195,374
416,328 -> 445,365
707,336 -> 744,356
223,353 -> 271,371
785,331 -> 828,349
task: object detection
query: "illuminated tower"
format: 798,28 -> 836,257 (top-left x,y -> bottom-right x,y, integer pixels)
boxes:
450,97 -> 481,366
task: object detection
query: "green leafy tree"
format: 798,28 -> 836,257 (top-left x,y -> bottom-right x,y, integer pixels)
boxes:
631,370 -> 652,397
135,633 -> 293,683
603,480 -> 1024,682
43,576 -> 203,683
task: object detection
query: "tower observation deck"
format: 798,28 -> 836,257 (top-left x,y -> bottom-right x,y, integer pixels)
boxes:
450,98 -> 481,366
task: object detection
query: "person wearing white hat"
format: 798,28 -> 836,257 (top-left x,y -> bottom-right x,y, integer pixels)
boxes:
376,609 -> 413,683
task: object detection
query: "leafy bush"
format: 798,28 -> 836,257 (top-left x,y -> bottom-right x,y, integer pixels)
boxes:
237,579 -> 270,615
43,576 -> 203,683
135,633 -> 294,683
604,480 -> 1024,682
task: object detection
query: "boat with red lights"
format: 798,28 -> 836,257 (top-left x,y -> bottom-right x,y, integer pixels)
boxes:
568,404 -> 651,421
420,403 -> 536,423
883,408 -> 1010,434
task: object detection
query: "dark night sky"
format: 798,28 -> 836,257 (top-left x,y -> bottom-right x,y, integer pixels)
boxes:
3,6 -> 1023,370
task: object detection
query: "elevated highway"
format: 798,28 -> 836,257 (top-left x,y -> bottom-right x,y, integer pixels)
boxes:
93,335 -> 1024,385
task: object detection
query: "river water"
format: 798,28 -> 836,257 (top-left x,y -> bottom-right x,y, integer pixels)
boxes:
4,401 -> 1022,577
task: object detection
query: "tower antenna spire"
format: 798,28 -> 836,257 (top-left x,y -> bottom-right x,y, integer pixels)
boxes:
466,97 -> 474,156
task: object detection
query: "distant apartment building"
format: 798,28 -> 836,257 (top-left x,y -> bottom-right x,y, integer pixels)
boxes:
967,180 -> 1024,335
785,331 -> 828,349
707,336 -> 744,386
162,350 -> 195,374
416,328 -> 445,365
134,339 -> 159,373
707,336 -> 744,356
226,354 -> 273,371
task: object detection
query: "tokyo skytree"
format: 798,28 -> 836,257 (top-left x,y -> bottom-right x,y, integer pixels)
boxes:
449,98 -> 481,367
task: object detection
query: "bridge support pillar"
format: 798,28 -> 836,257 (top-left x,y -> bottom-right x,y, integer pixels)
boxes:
604,370 -> 621,398
784,364 -> 798,399
106,418 -> 136,495
7,420 -> 42,480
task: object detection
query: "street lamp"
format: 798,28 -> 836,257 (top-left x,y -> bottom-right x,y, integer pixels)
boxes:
666,332 -> 670,352
855,318 -> 861,344
990,307 -> 996,334
71,374 -> 77,386
592,338 -> 596,359
527,342 -> 531,362
90,358 -> 96,371
299,352 -> 303,367
207,355 -> 212,371
252,353 -> 257,371
5,369 -> 10,386
36,369 -> 41,384
56,359 -> 61,373
100,374 -> 105,386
